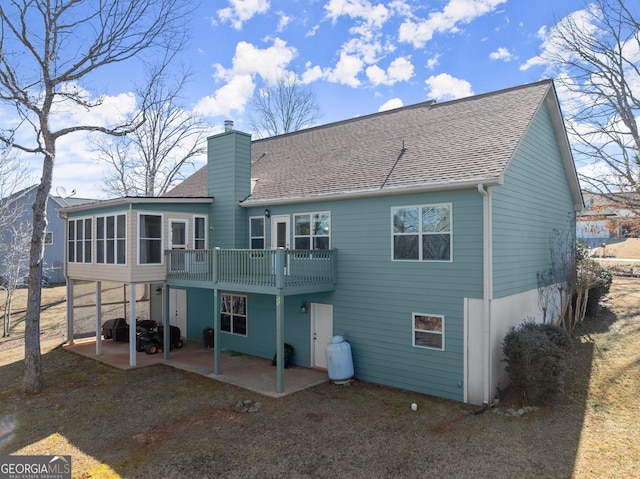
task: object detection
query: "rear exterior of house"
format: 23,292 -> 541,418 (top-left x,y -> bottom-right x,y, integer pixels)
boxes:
62,80 -> 582,405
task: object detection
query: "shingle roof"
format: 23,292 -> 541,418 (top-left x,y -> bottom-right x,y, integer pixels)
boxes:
168,80 -> 558,203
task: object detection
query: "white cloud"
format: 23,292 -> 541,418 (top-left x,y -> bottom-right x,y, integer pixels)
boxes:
218,0 -> 270,30
195,38 -> 296,117
324,0 -> 390,28
378,98 -> 404,111
399,0 -> 508,48
276,12 -> 291,32
305,53 -> 364,87
328,53 -> 365,86
194,75 -> 255,118
520,9 -> 594,72
425,73 -> 473,101
426,54 -> 441,70
366,56 -> 414,85
489,47 -> 513,61
217,39 -> 296,83
305,25 -> 320,37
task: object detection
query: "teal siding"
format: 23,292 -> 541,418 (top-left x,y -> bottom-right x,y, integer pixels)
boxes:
248,189 -> 484,402
183,287 -> 330,368
207,131 -> 251,248
185,288 -> 214,339
492,103 -> 576,298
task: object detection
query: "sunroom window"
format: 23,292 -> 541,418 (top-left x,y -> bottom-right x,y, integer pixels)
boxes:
139,213 -> 162,264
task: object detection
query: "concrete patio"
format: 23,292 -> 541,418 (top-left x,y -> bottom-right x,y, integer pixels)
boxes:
65,338 -> 328,398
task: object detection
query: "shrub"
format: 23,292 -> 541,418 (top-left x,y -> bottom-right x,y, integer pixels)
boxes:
502,322 -> 572,406
585,263 -> 612,316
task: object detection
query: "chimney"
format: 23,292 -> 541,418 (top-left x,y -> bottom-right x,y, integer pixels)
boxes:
224,120 -> 234,132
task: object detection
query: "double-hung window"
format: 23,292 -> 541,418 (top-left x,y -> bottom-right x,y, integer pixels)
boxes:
413,314 -> 444,350
221,294 -> 247,336
96,214 -> 126,264
249,217 -> 265,249
68,218 -> 92,263
392,204 -> 452,261
139,213 -> 163,264
294,212 -> 330,250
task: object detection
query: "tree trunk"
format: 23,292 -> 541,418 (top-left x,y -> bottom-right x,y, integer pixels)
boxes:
3,290 -> 13,337
22,149 -> 54,392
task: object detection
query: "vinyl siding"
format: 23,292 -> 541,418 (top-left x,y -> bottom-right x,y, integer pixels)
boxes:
246,189 -> 483,401
492,102 -> 576,298
207,131 -> 251,248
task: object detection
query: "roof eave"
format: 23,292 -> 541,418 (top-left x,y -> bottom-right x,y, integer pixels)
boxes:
239,178 -> 503,207
59,196 -> 213,213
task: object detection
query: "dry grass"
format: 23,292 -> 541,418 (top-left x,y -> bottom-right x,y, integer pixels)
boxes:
0,278 -> 638,478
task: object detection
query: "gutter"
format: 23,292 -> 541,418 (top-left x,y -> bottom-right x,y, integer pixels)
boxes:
240,178 -> 503,208
477,183 -> 493,406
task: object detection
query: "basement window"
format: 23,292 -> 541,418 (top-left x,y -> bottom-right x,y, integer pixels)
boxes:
412,313 -> 444,350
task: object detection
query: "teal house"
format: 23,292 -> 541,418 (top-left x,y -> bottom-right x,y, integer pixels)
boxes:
61,80 -> 582,405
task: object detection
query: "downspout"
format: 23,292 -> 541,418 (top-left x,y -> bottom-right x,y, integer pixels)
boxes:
477,184 -> 493,406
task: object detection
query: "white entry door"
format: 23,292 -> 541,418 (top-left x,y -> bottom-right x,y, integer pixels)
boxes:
169,288 -> 187,337
270,215 -> 290,249
311,303 -> 333,369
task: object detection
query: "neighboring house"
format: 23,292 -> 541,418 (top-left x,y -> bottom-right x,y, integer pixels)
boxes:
60,80 -> 582,406
577,191 -> 637,246
0,185 -> 95,284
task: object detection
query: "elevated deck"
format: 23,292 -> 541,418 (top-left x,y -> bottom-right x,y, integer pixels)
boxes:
165,248 -> 337,295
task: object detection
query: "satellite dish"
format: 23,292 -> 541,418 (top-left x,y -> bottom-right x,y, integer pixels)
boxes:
55,186 -> 70,206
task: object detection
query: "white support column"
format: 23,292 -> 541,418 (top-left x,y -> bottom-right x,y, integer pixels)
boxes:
213,289 -> 221,375
163,285 -> 170,360
276,294 -> 285,393
129,283 -> 137,366
95,281 -> 102,355
66,279 -> 74,345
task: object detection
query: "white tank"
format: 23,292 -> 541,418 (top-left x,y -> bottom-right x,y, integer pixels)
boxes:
326,335 -> 354,381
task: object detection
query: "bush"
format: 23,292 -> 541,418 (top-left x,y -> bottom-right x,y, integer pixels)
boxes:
502,322 -> 572,406
585,263 -> 612,316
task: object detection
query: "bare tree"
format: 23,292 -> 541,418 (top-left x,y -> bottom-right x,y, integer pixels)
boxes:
0,0 -> 192,391
2,221 -> 31,337
95,65 -> 209,197
249,71 -> 322,138
545,0 -> 640,211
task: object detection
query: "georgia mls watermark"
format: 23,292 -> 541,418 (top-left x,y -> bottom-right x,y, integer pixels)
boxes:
0,456 -> 71,479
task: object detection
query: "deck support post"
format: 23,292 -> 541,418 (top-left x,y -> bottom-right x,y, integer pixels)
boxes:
66,280 -> 74,345
276,293 -> 285,393
129,283 -> 137,367
163,285 -> 170,360
213,288 -> 221,375
95,281 -> 102,355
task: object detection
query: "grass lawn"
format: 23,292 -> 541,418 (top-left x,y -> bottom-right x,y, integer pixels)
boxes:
0,277 -> 638,478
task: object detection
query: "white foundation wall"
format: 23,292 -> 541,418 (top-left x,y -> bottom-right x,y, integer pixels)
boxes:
466,285 -> 563,405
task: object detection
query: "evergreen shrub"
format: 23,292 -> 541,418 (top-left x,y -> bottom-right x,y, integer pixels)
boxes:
502,321 -> 572,406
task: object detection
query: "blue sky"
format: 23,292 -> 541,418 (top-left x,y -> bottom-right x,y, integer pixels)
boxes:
8,0 -> 590,199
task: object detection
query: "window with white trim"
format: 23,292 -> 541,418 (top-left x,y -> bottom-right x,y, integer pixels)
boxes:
44,232 -> 53,245
139,213 -> 163,264
96,214 -> 126,264
294,212 -> 330,250
68,218 -> 92,263
392,204 -> 451,261
249,217 -> 265,249
412,314 -> 444,350
194,216 -> 207,250
221,294 -> 247,336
